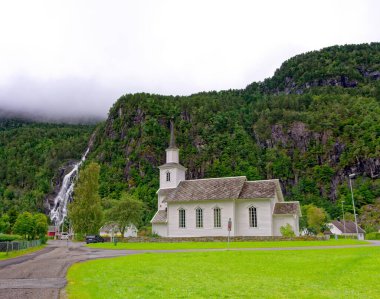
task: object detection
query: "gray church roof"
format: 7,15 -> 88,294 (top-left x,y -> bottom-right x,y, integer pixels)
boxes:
163,177 -> 279,202
273,202 -> 301,215
151,210 -> 168,224
239,181 -> 276,199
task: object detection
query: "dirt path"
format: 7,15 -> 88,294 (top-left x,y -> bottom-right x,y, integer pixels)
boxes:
0,240 -> 378,299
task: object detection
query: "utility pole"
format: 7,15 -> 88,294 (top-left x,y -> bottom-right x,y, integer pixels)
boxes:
349,174 -> 359,240
341,200 -> 346,238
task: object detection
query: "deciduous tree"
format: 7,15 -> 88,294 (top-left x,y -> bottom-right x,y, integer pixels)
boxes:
106,192 -> 144,237
69,162 -> 103,237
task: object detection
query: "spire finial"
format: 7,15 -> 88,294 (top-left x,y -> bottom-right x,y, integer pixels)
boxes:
169,119 -> 177,149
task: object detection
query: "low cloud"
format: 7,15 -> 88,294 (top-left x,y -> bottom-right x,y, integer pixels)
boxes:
0,76 -> 120,122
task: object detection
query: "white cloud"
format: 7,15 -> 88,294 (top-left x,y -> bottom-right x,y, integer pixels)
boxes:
0,0 -> 379,118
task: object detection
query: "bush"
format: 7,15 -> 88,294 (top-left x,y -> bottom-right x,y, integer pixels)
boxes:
0,234 -> 23,242
40,235 -> 48,244
365,232 -> 380,240
138,226 -> 152,237
280,224 -> 296,237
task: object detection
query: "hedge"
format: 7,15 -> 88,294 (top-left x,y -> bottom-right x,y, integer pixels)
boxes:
0,234 -> 23,242
365,232 -> 380,240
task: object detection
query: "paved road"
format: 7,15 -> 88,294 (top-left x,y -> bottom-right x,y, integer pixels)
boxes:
0,240 -> 129,299
0,240 -> 378,299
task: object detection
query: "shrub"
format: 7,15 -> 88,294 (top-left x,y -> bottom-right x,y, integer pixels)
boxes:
280,224 -> 296,237
365,232 -> 380,240
138,226 -> 152,237
0,234 -> 23,242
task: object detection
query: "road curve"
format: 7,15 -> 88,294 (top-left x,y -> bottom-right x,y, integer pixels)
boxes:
0,240 -> 128,299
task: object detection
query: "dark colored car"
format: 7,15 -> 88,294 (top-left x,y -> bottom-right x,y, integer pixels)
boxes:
85,235 -> 105,244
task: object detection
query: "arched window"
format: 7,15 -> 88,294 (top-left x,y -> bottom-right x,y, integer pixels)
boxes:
179,208 -> 186,228
213,207 -> 221,228
166,171 -> 171,182
196,207 -> 203,228
249,206 -> 257,228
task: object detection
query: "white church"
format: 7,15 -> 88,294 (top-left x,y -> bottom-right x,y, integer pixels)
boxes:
151,122 -> 301,237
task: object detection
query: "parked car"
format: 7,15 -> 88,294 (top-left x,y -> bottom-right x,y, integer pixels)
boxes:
60,232 -> 69,240
85,235 -> 105,244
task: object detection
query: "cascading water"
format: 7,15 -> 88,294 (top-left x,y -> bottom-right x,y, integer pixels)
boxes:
49,148 -> 89,226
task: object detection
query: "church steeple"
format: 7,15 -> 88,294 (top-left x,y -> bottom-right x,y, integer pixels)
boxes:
165,120 -> 179,164
168,119 -> 177,149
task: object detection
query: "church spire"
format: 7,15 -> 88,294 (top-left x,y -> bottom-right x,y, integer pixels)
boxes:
168,119 -> 177,149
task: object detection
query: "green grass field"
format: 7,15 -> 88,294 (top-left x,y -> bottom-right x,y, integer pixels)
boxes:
87,239 -> 368,250
67,246 -> 380,298
0,245 -> 45,260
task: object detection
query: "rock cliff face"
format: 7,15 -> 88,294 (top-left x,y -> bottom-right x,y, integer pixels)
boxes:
255,122 -> 380,199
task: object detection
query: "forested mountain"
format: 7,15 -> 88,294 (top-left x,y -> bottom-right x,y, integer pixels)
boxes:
0,43 -> 379,230
88,43 -> 380,224
0,119 -> 94,214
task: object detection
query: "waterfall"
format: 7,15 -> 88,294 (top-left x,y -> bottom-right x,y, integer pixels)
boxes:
49,148 -> 89,226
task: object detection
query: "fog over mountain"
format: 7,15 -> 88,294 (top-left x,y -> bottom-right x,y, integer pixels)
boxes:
0,0 -> 379,122
0,76 -> 116,122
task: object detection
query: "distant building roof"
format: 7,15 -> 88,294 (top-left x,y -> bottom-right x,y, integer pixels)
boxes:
273,202 -> 301,215
151,210 -> 167,224
330,220 -> 365,234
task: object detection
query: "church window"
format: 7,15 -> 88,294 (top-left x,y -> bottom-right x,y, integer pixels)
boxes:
196,207 -> 203,228
166,171 -> 171,182
179,208 -> 186,228
213,207 -> 221,228
249,206 -> 257,228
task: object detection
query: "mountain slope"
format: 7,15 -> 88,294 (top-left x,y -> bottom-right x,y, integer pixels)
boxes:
0,119 -> 94,214
88,43 -> 380,223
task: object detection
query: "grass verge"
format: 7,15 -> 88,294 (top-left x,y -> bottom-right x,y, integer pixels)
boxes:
87,239 -> 368,250
0,245 -> 45,260
67,246 -> 380,298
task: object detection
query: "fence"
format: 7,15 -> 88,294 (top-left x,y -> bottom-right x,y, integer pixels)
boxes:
0,240 -> 42,253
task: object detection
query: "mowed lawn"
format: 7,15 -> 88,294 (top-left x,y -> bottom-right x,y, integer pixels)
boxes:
87,239 -> 368,250
67,246 -> 380,299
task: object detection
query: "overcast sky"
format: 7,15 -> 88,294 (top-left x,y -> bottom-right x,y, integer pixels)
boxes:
0,0 -> 379,120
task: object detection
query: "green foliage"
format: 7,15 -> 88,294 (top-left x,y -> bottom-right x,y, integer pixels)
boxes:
359,199 -> 380,232
365,232 -> 380,240
0,120 -> 93,214
0,233 -> 22,241
69,162 -> 103,235
301,204 -> 328,234
280,223 -> 296,237
105,192 -> 145,236
33,213 -> 48,239
12,212 -> 48,240
13,212 -> 35,240
0,214 -> 11,234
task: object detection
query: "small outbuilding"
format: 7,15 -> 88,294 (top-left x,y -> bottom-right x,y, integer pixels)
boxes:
99,223 -> 138,238
328,220 -> 365,240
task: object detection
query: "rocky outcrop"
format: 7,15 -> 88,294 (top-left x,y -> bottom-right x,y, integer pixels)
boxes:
254,121 -> 380,200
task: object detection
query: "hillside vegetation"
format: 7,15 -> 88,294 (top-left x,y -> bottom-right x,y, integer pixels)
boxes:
0,119 -> 93,214
89,43 -> 380,226
0,43 -> 379,231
